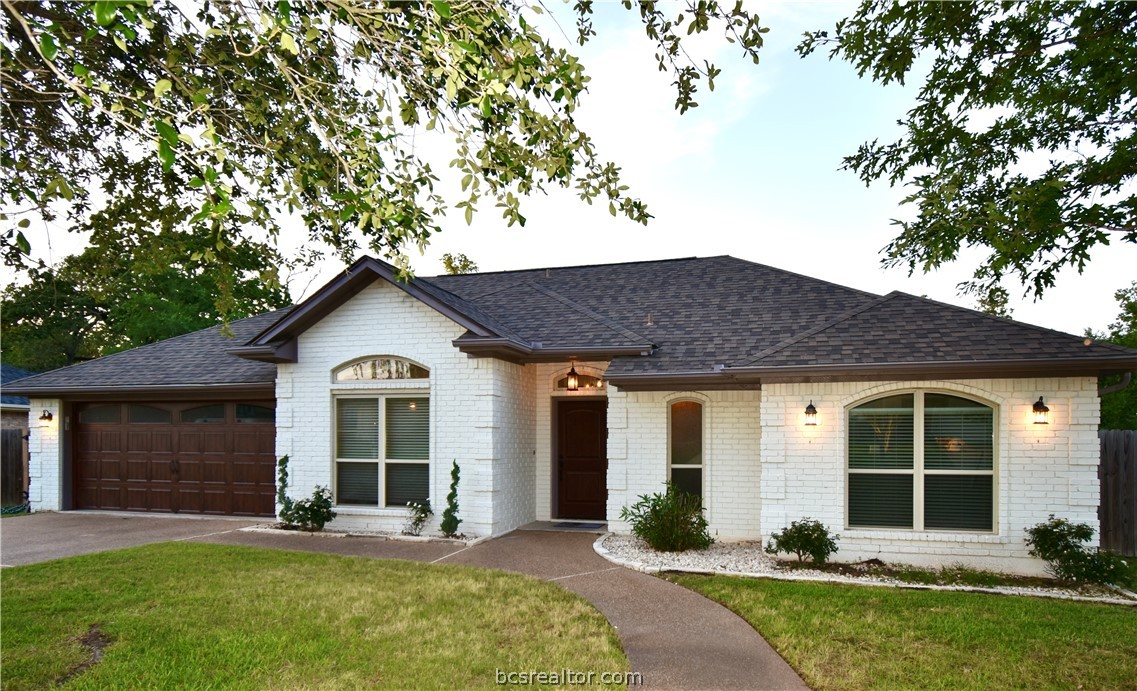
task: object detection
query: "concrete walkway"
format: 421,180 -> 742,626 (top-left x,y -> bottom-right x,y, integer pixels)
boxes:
3,514 -> 808,690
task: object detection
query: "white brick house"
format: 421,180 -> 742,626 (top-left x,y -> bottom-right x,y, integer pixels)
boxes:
11,255 -> 1136,575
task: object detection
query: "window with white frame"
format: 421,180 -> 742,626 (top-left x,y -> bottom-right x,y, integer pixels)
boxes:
669,400 -> 703,498
847,391 -> 994,532
335,396 -> 429,508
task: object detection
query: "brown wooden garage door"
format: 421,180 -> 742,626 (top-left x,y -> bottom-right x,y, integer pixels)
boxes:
74,401 -> 276,516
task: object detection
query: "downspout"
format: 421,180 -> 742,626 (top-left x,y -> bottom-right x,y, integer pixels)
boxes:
1098,371 -> 1133,397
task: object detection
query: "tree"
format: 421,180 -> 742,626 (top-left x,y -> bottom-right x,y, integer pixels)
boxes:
441,252 -> 478,275
2,0 -> 767,302
800,2 -> 1137,303
1089,282 -> 1137,430
1,226 -> 289,371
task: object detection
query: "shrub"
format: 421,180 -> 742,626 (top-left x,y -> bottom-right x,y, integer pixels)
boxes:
619,482 -> 713,552
404,500 -> 432,536
764,518 -> 840,564
1025,515 -> 1129,585
276,456 -> 337,531
440,461 -> 462,538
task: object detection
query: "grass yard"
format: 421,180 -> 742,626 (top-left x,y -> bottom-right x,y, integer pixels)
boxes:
1,543 -> 627,690
671,574 -> 1137,690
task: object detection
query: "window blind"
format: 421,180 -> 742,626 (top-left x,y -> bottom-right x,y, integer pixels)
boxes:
337,462 -> 379,505
925,475 -> 993,531
848,394 -> 914,470
337,399 -> 379,459
386,463 -> 429,507
386,398 -> 429,460
848,473 -> 914,528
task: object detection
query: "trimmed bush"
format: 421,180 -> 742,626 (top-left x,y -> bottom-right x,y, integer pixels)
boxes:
440,461 -> 462,538
276,456 -> 337,531
619,482 -> 713,552
765,518 -> 840,564
1025,514 -> 1129,585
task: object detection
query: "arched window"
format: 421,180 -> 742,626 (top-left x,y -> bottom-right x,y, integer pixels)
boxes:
669,400 -> 703,498
334,357 -> 428,382
848,391 -> 994,532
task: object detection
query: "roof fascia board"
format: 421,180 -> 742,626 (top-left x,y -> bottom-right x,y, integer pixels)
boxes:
5,383 -> 275,399
725,356 -> 1137,380
247,257 -> 497,349
454,337 -> 654,363
227,340 -> 298,363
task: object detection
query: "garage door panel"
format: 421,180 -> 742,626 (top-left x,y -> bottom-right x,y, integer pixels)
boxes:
74,401 -> 276,517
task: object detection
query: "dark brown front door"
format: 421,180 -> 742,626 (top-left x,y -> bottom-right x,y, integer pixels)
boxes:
556,399 -> 607,520
73,401 -> 276,516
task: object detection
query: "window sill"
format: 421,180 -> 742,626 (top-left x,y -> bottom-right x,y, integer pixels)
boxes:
333,506 -> 409,517
842,529 -> 1009,544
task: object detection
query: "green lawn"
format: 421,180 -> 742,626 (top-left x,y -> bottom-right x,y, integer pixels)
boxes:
1,543 -> 628,690
671,574 -> 1137,690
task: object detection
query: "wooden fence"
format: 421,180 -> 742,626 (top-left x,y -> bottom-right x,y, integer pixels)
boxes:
1100,429 -> 1136,556
1,428 -> 27,506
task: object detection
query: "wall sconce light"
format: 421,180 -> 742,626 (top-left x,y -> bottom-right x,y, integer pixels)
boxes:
39,410 -> 53,422
566,363 -> 579,392
803,401 -> 818,426
1032,396 -> 1050,424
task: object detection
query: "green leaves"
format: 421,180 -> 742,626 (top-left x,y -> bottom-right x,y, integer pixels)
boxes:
4,0 -> 758,292
804,2 -> 1137,301
38,34 -> 58,61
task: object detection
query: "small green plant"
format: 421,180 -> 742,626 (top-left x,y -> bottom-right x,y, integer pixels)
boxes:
1025,515 -> 1129,585
404,500 -> 433,536
276,455 -> 337,532
765,518 -> 840,564
619,482 -> 713,552
440,461 -> 462,538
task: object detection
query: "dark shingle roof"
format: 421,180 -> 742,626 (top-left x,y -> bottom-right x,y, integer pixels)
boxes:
1,364 -> 34,406
740,292 -> 1134,369
11,255 -> 1137,394
427,256 -> 878,375
5,310 -> 289,395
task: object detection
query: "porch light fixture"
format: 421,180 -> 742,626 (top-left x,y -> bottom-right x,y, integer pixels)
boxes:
803,401 -> 818,426
1032,396 -> 1050,424
566,363 -> 579,391
38,410 -> 52,422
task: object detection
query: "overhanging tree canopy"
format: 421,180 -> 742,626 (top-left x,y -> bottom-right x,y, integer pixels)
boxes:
2,0 -> 766,294
800,1 -> 1137,302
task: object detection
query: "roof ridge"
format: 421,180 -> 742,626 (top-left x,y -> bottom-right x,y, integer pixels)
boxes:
893,291 -> 1137,355
12,309 -> 289,388
711,256 -> 881,300
425,255 -> 704,279
735,292 -> 896,367
523,281 -> 652,345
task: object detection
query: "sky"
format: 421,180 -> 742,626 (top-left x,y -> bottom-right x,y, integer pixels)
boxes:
10,1 -> 1136,337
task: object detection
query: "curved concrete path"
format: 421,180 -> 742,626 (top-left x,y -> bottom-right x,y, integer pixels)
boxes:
3,514 -> 808,690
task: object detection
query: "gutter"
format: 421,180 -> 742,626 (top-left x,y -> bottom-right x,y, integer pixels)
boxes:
3,382 -> 275,399
1099,371 -> 1134,397
453,337 -> 655,363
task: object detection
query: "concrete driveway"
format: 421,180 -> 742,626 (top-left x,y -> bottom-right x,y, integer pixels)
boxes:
0,511 -> 261,566
2,512 -> 808,690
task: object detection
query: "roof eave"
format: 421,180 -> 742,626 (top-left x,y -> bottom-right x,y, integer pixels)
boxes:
5,382 -> 275,400
724,356 -> 1137,382
228,340 -> 298,363
454,337 -> 655,363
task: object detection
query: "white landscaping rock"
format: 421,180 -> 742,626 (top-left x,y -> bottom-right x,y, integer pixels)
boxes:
595,533 -> 1137,606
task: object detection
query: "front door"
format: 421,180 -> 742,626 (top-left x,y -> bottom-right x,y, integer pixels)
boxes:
556,399 -> 607,519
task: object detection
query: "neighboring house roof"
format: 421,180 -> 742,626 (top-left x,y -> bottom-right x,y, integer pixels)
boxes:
4,310 -> 289,398
1,364 -> 34,408
8,255 -> 1137,395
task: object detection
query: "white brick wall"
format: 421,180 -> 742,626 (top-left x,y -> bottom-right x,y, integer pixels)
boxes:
27,398 -> 62,511
607,388 -> 762,539
759,378 -> 1100,575
278,279 -> 536,537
